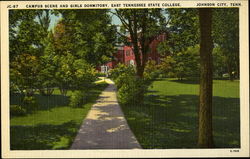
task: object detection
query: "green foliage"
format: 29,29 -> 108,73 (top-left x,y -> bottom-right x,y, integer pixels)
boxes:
9,10 -> 47,60
96,72 -> 106,77
213,8 -> 239,79
10,9 -> 113,97
10,105 -> 27,116
110,62 -> 162,105
213,9 -> 239,54
51,19 -> 97,93
10,53 -> 41,95
165,9 -> 199,53
69,90 -> 87,108
59,10 -> 117,66
159,56 -> 176,77
110,64 -> 147,106
110,64 -> 136,88
21,96 -> 37,112
213,46 -> 227,78
9,10 -> 54,95
36,32 -> 57,95
115,9 -> 167,77
157,41 -> 173,56
72,59 -> 97,89
159,45 -> 200,80
117,77 -> 146,106
144,60 -> 161,84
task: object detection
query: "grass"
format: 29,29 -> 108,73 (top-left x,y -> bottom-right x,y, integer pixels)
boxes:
121,78 -> 240,149
10,82 -> 108,150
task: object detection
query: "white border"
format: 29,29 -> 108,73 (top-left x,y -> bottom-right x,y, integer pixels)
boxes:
1,1 -> 249,158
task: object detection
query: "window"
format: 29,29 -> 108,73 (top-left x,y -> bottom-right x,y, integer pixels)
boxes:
101,66 -> 108,73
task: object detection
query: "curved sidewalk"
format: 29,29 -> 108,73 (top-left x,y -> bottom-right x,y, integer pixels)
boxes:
71,79 -> 141,149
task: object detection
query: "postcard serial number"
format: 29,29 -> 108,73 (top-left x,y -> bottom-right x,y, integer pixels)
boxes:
7,5 -> 18,8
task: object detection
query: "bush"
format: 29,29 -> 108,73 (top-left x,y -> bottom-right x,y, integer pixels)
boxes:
110,64 -> 136,88
117,77 -> 146,106
21,96 -> 37,112
158,45 -> 200,80
69,90 -> 87,108
10,105 -> 27,116
110,64 -> 147,106
144,60 -> 161,84
96,72 -> 106,77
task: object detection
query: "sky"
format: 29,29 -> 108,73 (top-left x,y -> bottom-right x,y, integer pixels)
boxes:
48,10 -> 168,30
48,11 -> 121,31
48,14 -> 62,30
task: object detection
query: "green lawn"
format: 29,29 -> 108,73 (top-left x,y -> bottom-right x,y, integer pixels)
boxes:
10,82 -> 108,150
121,78 -> 240,148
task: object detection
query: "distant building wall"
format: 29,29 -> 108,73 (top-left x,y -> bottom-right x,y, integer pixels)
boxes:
98,33 -> 167,71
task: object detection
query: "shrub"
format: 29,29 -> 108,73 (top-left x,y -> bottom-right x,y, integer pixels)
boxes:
110,64 -> 147,106
144,60 -> 161,84
69,90 -> 87,108
21,96 -> 37,112
96,72 -> 106,77
10,105 -> 27,116
158,45 -> 200,80
110,64 -> 135,89
117,77 -> 146,106
73,59 -> 97,89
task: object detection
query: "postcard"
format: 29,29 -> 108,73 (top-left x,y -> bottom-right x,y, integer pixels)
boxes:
1,0 -> 249,158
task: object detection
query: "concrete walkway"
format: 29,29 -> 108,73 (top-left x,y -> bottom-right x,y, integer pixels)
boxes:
71,79 -> 141,149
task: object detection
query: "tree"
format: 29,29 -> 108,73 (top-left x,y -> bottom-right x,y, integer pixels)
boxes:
164,9 -> 199,54
59,10 -> 117,66
52,18 -> 97,95
157,9 -> 215,147
213,9 -> 239,80
36,31 -> 57,95
114,9 -> 166,78
198,8 -> 214,148
9,10 -> 39,60
157,9 -> 201,80
111,9 -> 167,104
159,45 -> 200,80
10,53 -> 41,96
9,10 -> 50,95
159,56 -> 176,78
52,20 -> 80,95
212,46 -> 227,78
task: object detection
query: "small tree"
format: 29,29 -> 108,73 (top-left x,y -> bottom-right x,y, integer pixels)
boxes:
10,53 -> 41,96
36,32 -> 57,96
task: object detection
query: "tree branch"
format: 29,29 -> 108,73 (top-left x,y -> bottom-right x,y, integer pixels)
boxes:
113,9 -> 130,30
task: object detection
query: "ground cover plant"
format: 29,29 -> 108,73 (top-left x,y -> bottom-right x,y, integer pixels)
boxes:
10,82 -> 108,150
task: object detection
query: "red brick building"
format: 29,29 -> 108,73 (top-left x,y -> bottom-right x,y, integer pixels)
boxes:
99,34 -> 167,73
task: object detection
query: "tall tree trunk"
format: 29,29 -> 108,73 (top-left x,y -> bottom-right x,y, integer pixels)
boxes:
198,8 -> 214,148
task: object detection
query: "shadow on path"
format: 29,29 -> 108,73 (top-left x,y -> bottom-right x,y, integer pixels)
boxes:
70,83 -> 141,149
